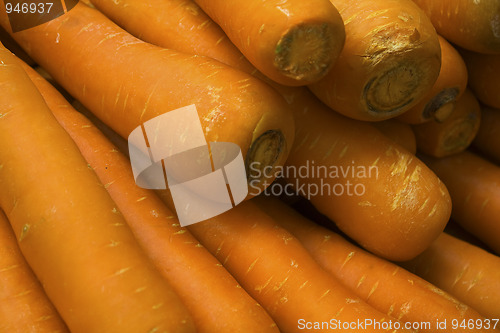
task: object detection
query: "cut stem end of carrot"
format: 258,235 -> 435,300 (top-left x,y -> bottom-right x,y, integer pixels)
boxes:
442,115 -> 480,156
424,87 -> 460,122
274,23 -> 337,82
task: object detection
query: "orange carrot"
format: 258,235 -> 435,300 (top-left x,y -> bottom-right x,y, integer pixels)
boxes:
412,0 -> 500,54
397,35 -> 468,124
178,199 -> 414,333
0,1 -> 295,194
85,0 -> 452,261
255,196 -> 497,333
192,0 -> 346,86
371,119 -> 417,154
0,25 -> 34,65
21,58 -> 280,333
412,89 -> 481,157
0,43 -> 195,333
0,209 -> 69,333
402,232 -> 500,320
461,50 -> 500,109
421,151 -> 500,255
473,106 -> 500,164
307,0 -> 442,121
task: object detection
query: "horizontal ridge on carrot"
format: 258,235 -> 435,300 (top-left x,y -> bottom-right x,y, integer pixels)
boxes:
308,0 -> 442,121
0,43 -> 195,332
21,59 -> 280,333
397,35 -> 468,124
255,196 -> 497,333
191,0 -> 346,86
0,209 -> 69,333
0,1 -> 295,195
401,232 -> 500,320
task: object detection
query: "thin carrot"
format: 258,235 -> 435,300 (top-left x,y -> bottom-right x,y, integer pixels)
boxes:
255,196 -> 497,333
401,232 -> 500,320
0,1 -> 295,194
0,43 -> 195,333
421,151 -> 500,255
21,58 -> 280,333
412,89 -> 481,157
461,50 -> 500,109
0,209 -> 69,333
371,119 -> 417,154
412,0 -> 500,54
473,106 -> 500,164
307,0 -> 442,121
175,198 -> 414,333
86,0 -> 452,261
397,35 -> 468,124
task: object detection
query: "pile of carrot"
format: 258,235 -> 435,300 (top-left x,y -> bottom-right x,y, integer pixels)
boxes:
0,0 -> 499,331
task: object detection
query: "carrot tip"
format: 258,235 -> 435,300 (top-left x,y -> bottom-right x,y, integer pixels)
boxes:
274,23 -> 337,82
245,129 -> 285,184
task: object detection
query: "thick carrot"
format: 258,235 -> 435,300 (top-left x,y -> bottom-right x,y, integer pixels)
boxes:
86,0 -> 452,261
255,196 -> 497,333
21,58 -> 279,333
175,198 -> 414,333
397,35 -> 468,124
421,151 -> 500,255
371,119 -> 417,154
308,0 -> 442,121
0,25 -> 34,65
0,43 -> 195,333
401,233 -> 500,320
194,0 -> 345,86
0,209 -> 69,333
461,50 -> 500,109
412,0 -> 500,54
0,1 -> 295,194
473,107 -> 500,164
412,89 -> 481,157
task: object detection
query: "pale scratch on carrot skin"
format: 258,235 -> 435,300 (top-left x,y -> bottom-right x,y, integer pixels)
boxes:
35,315 -> 53,322
76,22 -> 94,36
96,33 -> 122,47
293,132 -> 310,153
345,298 -> 360,304
139,83 -> 159,123
111,207 -> 119,214
358,201 -> 373,207
392,266 -> 400,276
215,36 -> 225,45
81,124 -> 92,129
274,276 -> 290,291
173,229 -> 186,235
367,281 -> 379,299
308,134 -> 321,150
104,181 -> 115,189
338,145 -> 349,159
152,303 -> 164,310
298,280 -> 309,290
136,196 -> 147,202
319,289 -> 331,301
467,271 -> 483,292
322,142 -> 337,161
452,267 -> 467,287
259,24 -> 265,34
246,258 -> 259,274
479,198 -> 490,215
356,275 -> 366,288
341,251 -> 355,269
255,276 -> 273,293
428,203 -> 438,217
107,240 -> 120,247
418,197 -> 430,213
15,289 -> 33,297
215,263 -> 223,267
113,267 -> 131,277
387,304 -> 395,316
223,253 -> 231,265
197,19 -> 210,29
19,224 -> 30,242
0,264 -> 19,273
397,302 -> 411,320
215,241 -> 224,255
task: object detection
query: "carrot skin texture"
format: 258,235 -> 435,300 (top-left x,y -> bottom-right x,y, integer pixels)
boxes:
0,45 -> 195,333
412,0 -> 500,54
412,89 -> 481,157
0,210 -> 69,333
473,107 -> 500,164
401,233 -> 500,319
461,50 -> 500,109
183,200 -> 413,333
255,197 -> 497,333
308,0 -> 442,121
21,60 -> 280,333
421,151 -> 500,255
191,0 -> 346,86
91,0 -> 452,261
398,35 -> 468,124
0,1 -> 295,192
371,119 -> 417,154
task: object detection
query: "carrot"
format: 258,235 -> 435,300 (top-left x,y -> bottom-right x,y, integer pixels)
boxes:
0,43 -> 195,333
461,50 -> 500,109
0,25 -> 34,65
397,35 -> 468,124
307,0 -> 442,121
421,151 -> 500,255
412,89 -> 481,157
174,198 -> 414,333
371,119 -> 417,154
194,0 -> 346,86
412,0 -> 500,54
401,232 -> 500,320
0,1 -> 295,195
255,196 -> 497,333
473,107 -> 500,164
86,0 -> 452,261
0,209 -> 69,333
21,58 -> 280,333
